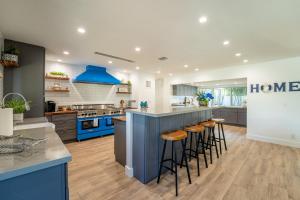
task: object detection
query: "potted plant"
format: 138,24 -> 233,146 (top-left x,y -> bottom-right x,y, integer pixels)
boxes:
196,91 -> 214,106
4,99 -> 28,121
1,45 -> 20,65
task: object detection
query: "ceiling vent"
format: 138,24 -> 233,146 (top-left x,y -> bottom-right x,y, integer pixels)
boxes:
94,51 -> 135,63
158,57 -> 168,61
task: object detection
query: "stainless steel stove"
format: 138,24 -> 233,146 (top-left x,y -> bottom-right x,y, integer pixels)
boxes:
73,104 -> 124,141
72,104 -> 123,118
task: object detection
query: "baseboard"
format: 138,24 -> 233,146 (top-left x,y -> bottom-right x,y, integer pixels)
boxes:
247,134 -> 300,148
125,165 -> 134,177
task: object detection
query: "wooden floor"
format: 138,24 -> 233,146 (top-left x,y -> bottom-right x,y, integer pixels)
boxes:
66,125 -> 300,200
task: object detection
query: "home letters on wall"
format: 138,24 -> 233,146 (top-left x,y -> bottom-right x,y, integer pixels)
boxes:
250,82 -> 300,93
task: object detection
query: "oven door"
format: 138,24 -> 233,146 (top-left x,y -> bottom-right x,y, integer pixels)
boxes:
79,118 -> 100,130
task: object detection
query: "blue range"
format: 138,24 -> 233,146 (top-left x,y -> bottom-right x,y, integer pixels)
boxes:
77,115 -> 121,141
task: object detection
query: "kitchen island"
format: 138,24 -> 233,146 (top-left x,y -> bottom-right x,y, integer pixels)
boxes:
125,106 -> 213,183
0,127 -> 71,200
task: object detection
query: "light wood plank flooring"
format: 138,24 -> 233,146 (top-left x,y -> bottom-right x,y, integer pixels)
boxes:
66,125 -> 300,200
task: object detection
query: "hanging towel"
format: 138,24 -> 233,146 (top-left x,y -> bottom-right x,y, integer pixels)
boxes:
93,118 -> 98,127
0,108 -> 13,136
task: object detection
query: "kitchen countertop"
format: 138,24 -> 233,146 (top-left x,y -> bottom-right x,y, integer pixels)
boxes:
44,110 -> 77,116
112,116 -> 126,122
126,106 -> 214,117
0,127 -> 71,181
13,117 -> 55,131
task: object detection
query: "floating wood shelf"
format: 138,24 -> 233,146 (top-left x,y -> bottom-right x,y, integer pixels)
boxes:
0,60 -> 19,68
45,76 -> 70,81
45,89 -> 70,93
116,92 -> 132,94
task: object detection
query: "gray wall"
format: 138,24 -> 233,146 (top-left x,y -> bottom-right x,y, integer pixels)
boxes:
4,39 -> 45,118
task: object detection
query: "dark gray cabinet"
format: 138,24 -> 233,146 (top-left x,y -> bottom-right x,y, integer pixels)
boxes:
4,39 -> 45,118
47,113 -> 77,141
172,84 -> 197,96
114,119 -> 126,166
212,107 -> 247,126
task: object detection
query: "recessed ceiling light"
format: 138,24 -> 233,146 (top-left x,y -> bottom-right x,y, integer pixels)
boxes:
77,27 -> 86,34
156,70 -> 161,74
243,59 -> 248,63
108,60 -> 113,64
198,16 -> 208,24
57,59 -> 62,62
63,51 -> 70,55
135,47 -> 141,52
195,68 -> 199,71
135,66 -> 140,70
223,40 -> 230,46
235,53 -> 241,57
184,64 -> 189,68
168,73 -> 173,76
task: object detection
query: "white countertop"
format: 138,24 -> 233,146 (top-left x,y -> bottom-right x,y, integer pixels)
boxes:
126,106 -> 214,117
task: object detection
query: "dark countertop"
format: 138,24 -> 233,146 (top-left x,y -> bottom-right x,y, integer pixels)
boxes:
44,111 -> 77,116
0,127 -> 71,181
113,116 -> 126,122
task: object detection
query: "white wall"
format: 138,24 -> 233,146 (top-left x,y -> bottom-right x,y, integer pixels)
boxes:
45,61 -> 156,108
0,32 -> 4,100
160,57 -> 300,148
129,71 -> 156,108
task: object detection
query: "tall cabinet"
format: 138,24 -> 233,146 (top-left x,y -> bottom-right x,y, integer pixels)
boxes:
3,39 -> 45,118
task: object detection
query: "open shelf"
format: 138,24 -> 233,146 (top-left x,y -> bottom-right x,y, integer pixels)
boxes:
45,76 -> 70,81
116,92 -> 132,94
45,89 -> 70,93
0,60 -> 19,68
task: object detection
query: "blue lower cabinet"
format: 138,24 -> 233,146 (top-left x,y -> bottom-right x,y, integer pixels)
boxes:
0,164 -> 69,200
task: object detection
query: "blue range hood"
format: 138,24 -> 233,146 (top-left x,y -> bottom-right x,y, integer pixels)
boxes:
73,65 -> 121,85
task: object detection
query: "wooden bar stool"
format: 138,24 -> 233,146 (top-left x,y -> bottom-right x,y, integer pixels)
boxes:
200,121 -> 219,164
212,118 -> 228,154
180,124 -> 208,176
157,130 -> 192,196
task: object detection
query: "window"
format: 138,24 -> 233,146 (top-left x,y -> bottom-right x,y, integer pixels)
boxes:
199,87 -> 247,106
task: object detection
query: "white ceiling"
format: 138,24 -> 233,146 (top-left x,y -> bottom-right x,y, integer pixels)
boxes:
0,0 -> 300,75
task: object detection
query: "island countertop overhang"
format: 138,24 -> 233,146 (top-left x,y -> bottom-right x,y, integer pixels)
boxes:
125,106 -> 215,117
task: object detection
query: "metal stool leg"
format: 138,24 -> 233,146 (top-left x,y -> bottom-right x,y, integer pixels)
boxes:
189,132 -> 193,161
208,128 -> 213,164
171,141 -> 174,175
221,123 -> 228,150
200,132 -> 208,168
218,123 -> 222,155
212,127 -> 219,158
181,140 -> 191,184
195,133 -> 200,176
174,141 -> 178,196
157,140 -> 167,184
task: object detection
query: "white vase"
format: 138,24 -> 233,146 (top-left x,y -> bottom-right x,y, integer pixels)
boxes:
13,113 -> 24,121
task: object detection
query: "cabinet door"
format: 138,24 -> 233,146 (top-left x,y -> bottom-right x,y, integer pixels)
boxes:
212,109 -> 221,118
220,108 -> 238,124
172,85 -> 177,96
237,109 -> 247,126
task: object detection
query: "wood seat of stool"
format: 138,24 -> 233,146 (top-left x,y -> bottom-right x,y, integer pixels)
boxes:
201,121 -> 216,128
184,125 -> 205,133
212,118 -> 225,123
161,130 -> 187,141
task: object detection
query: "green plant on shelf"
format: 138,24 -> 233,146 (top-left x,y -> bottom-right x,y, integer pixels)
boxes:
49,71 -> 66,76
4,45 -> 21,55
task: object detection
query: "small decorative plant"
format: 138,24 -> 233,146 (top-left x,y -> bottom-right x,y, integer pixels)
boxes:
5,99 -> 27,114
196,91 -> 214,106
4,45 -> 21,55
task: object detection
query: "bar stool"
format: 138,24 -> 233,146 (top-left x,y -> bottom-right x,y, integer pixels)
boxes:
200,121 -> 219,164
157,130 -> 192,196
212,118 -> 228,154
180,124 -> 208,176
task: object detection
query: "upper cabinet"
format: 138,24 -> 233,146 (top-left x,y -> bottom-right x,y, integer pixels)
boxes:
172,84 -> 197,96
